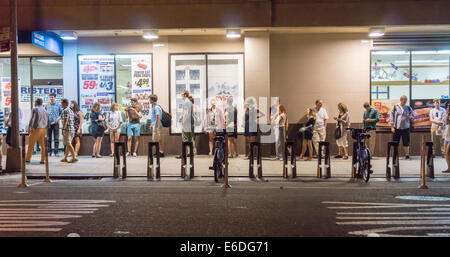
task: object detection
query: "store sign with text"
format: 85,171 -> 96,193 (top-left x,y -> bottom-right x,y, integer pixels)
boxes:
78,55 -> 115,113
131,55 -> 152,118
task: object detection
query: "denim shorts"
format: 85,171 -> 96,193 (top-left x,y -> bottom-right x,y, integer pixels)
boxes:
127,123 -> 141,137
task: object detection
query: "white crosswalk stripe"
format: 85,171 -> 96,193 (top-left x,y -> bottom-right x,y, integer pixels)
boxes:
0,199 -> 114,232
323,201 -> 450,237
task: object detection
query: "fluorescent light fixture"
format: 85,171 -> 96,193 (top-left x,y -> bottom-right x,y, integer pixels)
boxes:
438,50 -> 450,54
373,51 -> 409,55
153,43 -> 165,47
368,27 -> 385,38
59,31 -> 78,40
361,40 -> 370,44
226,29 -> 241,38
143,30 -> 159,40
37,59 -> 62,64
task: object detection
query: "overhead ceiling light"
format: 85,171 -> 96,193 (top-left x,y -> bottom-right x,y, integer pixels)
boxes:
37,59 -> 62,64
226,29 -> 241,39
59,31 -> 78,40
361,40 -> 370,44
373,51 -> 409,55
153,43 -> 165,47
143,30 -> 159,40
368,27 -> 385,38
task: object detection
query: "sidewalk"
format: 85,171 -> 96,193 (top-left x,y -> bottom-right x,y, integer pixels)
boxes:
23,154 -> 450,178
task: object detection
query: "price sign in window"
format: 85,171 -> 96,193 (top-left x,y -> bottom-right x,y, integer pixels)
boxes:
78,55 -> 115,114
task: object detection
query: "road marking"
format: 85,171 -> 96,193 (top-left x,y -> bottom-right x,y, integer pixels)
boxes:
325,200 -> 450,237
0,200 -> 114,233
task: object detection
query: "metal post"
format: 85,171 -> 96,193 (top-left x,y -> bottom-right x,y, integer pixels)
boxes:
113,143 -> 119,178
351,142 -> 357,178
392,142 -> 400,178
419,135 -> 428,189
222,134 -> 231,188
426,142 -> 434,179
257,142 -> 262,178
249,143 -> 255,178
386,142 -> 391,179
18,134 -> 27,188
283,142 -> 297,179
324,142 -> 331,178
317,142 -> 322,178
43,135 -> 51,183
121,143 -> 127,179
148,142 -> 161,180
7,0 -> 21,173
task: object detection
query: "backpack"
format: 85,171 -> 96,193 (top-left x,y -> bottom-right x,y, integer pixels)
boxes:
157,105 -> 172,128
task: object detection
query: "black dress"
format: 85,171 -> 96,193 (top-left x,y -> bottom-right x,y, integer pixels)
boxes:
303,117 -> 315,140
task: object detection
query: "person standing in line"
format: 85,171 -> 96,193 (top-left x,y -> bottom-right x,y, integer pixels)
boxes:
244,98 -> 265,160
334,102 -> 350,160
150,95 -> 165,157
177,90 -> 194,163
312,99 -> 328,157
25,98 -> 49,164
299,108 -> 315,161
205,99 -> 224,156
389,95 -> 415,160
0,108 -> 4,171
60,99 -> 77,163
429,98 -> 446,157
90,102 -> 105,158
125,98 -> 142,157
107,103 -> 123,157
442,108 -> 450,173
45,93 -> 63,157
69,101 -> 83,158
224,97 -> 238,158
362,102 -> 379,157
271,104 -> 288,161
188,96 -> 199,155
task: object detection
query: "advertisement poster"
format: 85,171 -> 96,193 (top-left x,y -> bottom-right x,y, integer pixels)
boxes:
371,99 -> 400,129
78,55 -> 115,113
207,55 -> 244,133
410,99 -> 449,129
131,55 -> 152,119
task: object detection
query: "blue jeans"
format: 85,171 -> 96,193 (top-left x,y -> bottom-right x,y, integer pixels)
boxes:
47,123 -> 60,155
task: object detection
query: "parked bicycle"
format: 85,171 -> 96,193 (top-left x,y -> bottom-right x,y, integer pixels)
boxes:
209,133 -> 226,182
347,128 -> 373,182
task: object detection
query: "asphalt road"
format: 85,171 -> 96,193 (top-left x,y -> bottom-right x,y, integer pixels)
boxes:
0,176 -> 450,237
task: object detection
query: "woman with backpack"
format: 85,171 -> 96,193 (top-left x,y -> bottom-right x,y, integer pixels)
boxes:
90,102 -> 106,158
299,108 -> 315,161
107,103 -> 123,157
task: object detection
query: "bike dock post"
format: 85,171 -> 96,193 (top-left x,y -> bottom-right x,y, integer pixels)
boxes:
18,133 -> 28,188
351,142 -> 357,178
425,141 -> 434,179
386,141 -> 400,179
43,135 -> 51,183
249,142 -> 262,178
147,142 -> 161,180
283,141 -> 297,178
222,134 -> 231,188
317,141 -> 331,178
113,142 -> 127,179
181,142 -> 194,178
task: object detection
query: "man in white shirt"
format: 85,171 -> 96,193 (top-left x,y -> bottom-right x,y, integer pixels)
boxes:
312,99 -> 328,157
429,98 -> 446,156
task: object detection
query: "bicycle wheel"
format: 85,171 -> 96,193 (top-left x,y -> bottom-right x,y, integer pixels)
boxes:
214,161 -> 223,183
362,149 -> 371,182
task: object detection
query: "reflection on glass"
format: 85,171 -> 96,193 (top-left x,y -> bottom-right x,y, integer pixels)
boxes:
411,50 -> 449,100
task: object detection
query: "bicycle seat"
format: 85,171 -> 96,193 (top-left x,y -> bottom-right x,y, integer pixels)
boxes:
359,133 -> 371,139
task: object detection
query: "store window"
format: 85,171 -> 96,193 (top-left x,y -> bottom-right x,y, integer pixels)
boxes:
207,54 -> 244,132
170,54 -> 207,133
31,57 -> 63,79
371,50 -> 411,128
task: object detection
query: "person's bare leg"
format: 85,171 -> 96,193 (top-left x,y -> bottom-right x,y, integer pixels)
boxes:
404,146 -> 410,157
300,140 -> 307,158
127,136 -> 132,153
92,138 -> 97,156
110,133 -> 115,155
74,137 -> 80,158
445,144 -> 450,171
344,146 -> 349,157
96,137 -> 103,156
134,136 -> 139,153
208,132 -> 214,154
307,140 -> 313,159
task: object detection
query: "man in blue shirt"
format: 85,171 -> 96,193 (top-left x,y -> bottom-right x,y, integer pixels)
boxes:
150,94 -> 164,157
429,98 -> 446,156
45,93 -> 63,156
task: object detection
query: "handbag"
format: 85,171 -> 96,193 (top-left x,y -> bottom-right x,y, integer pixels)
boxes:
97,119 -> 107,131
334,123 -> 342,139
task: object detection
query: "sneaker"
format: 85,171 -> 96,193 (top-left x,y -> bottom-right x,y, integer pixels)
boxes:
405,155 -> 410,160
208,152 -> 212,157
334,155 -> 343,159
126,152 -> 130,157
343,156 -> 349,160
133,152 -> 137,157
159,152 -> 165,158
